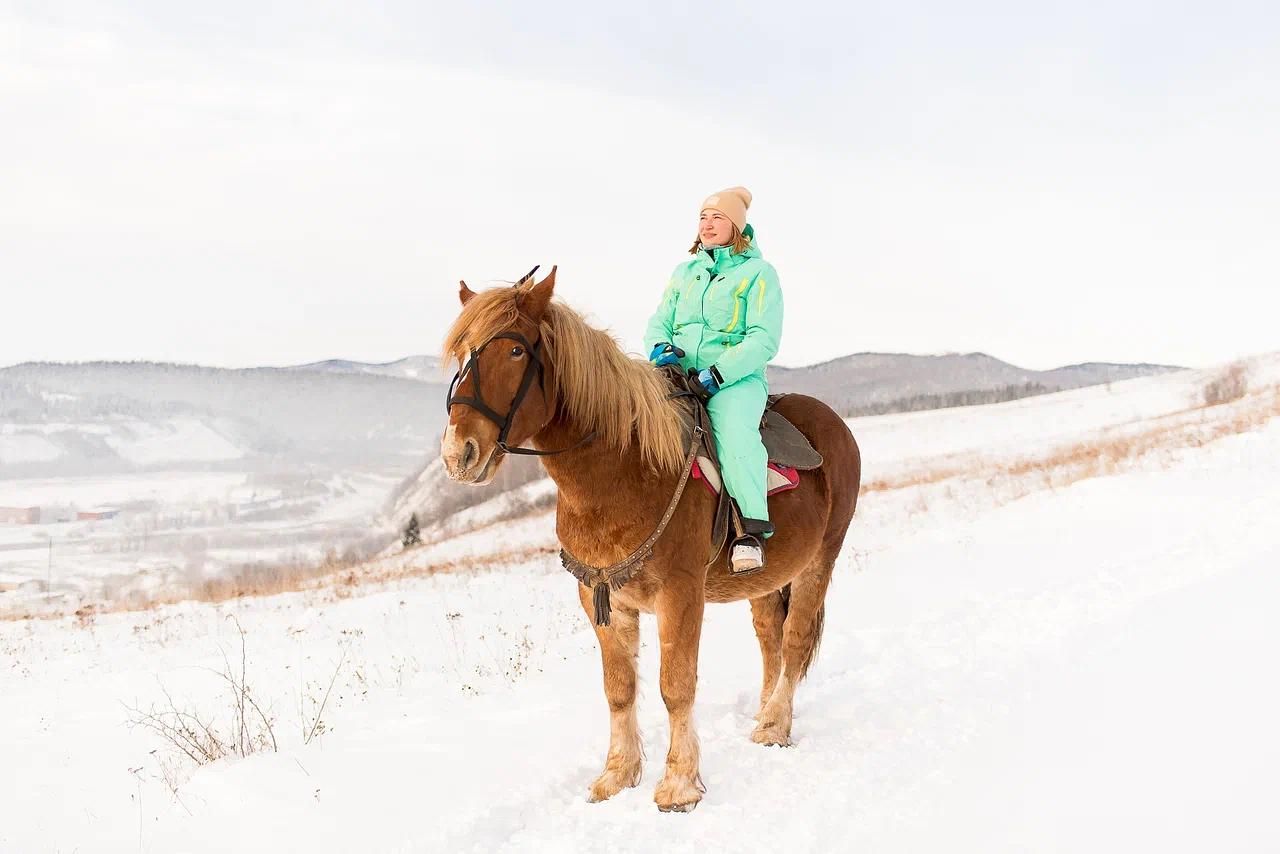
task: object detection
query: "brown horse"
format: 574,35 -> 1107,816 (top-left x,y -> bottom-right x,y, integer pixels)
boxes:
440,268 -> 861,812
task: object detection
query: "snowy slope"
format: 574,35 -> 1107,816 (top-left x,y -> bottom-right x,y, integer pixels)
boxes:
100,418 -> 246,465
0,361 -> 446,473
0,428 -> 62,464
768,350 -> 1181,415
1,355 -> 1276,853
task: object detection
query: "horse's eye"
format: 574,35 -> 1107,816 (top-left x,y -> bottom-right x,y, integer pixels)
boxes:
511,346 -> 525,358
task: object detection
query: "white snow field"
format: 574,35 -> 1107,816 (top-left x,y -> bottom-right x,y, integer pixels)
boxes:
0,469 -> 400,606
1,356 -> 1277,853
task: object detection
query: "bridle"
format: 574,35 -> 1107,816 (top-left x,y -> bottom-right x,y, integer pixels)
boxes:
445,269 -> 596,457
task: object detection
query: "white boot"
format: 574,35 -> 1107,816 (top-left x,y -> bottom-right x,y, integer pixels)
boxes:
730,537 -> 764,574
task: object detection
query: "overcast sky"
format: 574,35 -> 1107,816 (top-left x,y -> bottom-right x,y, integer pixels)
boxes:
2,1 -> 1277,371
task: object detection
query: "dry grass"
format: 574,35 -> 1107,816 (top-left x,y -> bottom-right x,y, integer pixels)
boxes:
2,542 -> 559,622
124,618 -> 277,768
1202,361 -> 1249,407
864,383 -> 1280,497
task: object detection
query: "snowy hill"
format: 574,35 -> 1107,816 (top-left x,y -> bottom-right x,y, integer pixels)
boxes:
0,362 -> 448,591
2,354 -> 1273,852
0,361 -> 447,474
768,351 -> 1182,415
281,354 -> 442,381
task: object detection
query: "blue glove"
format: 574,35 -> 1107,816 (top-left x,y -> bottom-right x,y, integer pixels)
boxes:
649,343 -> 683,368
696,367 -> 721,396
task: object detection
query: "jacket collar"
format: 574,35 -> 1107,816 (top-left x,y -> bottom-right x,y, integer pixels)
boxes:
698,223 -> 760,273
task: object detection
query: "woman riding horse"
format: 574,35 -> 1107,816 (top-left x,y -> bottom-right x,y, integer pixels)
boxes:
442,243 -> 859,814
646,187 -> 781,574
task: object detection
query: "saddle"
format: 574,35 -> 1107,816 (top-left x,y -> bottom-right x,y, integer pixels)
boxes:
560,369 -> 827,625
662,368 -> 824,566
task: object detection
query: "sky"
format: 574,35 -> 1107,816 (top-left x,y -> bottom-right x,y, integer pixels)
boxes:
2,0 -> 1278,371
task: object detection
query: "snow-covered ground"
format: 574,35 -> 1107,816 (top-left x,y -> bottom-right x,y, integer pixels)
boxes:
0,469 -> 401,604
0,417 -> 248,467
1,356 -> 1277,852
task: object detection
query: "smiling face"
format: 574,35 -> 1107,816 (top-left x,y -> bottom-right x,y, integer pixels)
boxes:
698,209 -> 735,248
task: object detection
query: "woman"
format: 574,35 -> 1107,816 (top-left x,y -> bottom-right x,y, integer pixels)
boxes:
645,186 -> 783,573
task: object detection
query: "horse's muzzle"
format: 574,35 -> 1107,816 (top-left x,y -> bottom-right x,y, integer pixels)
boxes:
441,426 -> 498,484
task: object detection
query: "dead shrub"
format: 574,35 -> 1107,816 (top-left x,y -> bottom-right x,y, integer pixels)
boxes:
1202,362 -> 1249,407
124,617 -> 277,767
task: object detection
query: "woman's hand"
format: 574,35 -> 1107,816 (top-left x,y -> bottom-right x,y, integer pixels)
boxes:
649,343 -> 683,367
695,366 -> 722,397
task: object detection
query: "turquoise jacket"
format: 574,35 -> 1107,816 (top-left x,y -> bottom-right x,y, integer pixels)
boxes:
643,224 -> 784,387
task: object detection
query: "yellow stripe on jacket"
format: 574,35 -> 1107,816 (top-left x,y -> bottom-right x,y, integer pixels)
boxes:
722,277 -> 752,332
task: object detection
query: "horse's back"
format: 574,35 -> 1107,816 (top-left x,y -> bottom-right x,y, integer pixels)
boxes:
700,392 -> 858,603
771,393 -> 861,520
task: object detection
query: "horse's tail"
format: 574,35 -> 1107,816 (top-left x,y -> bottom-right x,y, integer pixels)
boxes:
779,583 -> 826,681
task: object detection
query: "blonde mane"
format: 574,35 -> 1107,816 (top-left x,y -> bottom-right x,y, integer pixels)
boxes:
443,288 -> 686,473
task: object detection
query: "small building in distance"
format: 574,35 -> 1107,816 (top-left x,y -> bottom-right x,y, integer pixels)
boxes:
76,509 -> 120,521
0,506 -> 40,525
38,506 -> 77,524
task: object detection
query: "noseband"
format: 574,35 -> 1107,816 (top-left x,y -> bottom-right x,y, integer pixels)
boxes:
446,331 -> 596,457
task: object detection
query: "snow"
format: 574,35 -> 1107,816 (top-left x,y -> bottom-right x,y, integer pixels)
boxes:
855,354 -> 1278,482
0,471 -> 399,599
0,430 -> 62,464
101,418 -> 245,465
1,417 -> 246,468
0,471 -> 248,508
1,356 -> 1278,852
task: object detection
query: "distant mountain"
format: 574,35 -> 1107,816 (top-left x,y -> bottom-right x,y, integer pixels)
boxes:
0,361 -> 448,476
1,352 -> 1184,477
289,351 -> 1183,419
282,355 -> 442,382
767,352 -> 1182,416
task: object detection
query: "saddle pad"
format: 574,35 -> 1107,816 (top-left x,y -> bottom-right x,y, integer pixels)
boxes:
692,456 -> 800,498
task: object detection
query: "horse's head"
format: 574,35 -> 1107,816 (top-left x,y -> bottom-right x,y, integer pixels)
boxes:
440,266 -> 559,484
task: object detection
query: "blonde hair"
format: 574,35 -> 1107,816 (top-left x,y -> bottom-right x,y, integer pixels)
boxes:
443,287 -> 686,473
689,224 -> 751,255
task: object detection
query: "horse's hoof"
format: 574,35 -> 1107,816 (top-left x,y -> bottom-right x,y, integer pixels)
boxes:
751,722 -> 792,747
587,766 -> 641,803
654,775 -> 702,813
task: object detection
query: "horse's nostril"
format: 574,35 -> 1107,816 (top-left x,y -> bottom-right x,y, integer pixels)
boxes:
461,439 -> 478,471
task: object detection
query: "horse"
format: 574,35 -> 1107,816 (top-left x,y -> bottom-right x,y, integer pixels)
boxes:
440,267 -> 861,812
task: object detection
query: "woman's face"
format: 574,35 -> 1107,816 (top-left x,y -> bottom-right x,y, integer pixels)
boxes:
699,210 -> 734,247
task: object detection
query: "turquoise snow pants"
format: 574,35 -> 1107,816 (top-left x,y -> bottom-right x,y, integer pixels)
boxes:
706,373 -> 771,528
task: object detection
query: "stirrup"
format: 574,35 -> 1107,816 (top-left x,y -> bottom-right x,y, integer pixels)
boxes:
730,536 -> 765,575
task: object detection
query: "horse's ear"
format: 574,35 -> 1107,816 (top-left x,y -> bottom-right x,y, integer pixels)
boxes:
459,280 -> 476,306
521,265 -> 557,319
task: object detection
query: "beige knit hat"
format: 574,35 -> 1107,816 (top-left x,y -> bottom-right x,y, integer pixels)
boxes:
700,186 -> 753,232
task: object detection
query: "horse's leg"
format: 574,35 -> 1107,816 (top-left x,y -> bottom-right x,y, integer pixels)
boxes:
579,587 -> 644,803
653,581 -> 706,812
749,590 -> 786,714
752,542 -> 837,747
